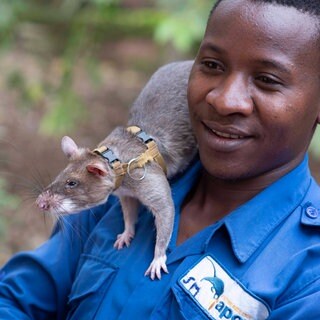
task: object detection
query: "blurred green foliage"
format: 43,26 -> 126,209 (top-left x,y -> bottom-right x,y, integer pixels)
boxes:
155,0 -> 211,52
0,0 -> 213,136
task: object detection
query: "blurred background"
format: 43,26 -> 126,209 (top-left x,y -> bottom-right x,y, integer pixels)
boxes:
0,0 -> 320,265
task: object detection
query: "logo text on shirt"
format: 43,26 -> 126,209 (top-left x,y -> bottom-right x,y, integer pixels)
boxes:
179,256 -> 270,320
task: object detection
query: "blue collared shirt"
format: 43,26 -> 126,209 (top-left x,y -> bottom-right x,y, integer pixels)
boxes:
1,156 -> 320,319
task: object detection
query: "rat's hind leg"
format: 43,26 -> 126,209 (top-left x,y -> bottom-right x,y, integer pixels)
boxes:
114,196 -> 139,249
138,172 -> 175,280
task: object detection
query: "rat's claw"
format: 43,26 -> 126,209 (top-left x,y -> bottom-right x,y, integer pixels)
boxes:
145,255 -> 168,280
113,231 -> 134,249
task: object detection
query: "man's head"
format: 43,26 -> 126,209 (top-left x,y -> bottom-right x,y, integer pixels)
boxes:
211,0 -> 320,18
209,0 -> 320,48
188,0 -> 320,183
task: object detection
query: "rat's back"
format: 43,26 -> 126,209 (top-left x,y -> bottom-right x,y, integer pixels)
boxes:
127,60 -> 197,177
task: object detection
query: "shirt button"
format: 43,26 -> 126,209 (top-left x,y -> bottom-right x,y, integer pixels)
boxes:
305,206 -> 319,219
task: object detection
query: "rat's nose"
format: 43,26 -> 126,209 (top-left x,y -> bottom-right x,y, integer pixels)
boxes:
36,196 -> 50,211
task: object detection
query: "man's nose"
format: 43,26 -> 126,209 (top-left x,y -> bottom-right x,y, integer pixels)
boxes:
205,74 -> 253,116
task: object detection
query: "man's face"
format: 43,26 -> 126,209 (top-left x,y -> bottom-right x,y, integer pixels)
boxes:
188,0 -> 320,181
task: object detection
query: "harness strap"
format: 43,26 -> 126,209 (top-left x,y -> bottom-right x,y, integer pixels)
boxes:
126,126 -> 167,174
92,145 -> 126,189
93,126 -> 167,190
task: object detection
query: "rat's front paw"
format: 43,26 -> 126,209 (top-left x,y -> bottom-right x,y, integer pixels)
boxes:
113,231 -> 134,249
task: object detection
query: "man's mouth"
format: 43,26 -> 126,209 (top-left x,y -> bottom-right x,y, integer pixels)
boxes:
210,128 -> 245,139
200,120 -> 256,153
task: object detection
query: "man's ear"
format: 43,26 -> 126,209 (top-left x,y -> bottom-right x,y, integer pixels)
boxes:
86,163 -> 107,177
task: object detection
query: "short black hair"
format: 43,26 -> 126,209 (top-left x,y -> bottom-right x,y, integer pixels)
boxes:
210,0 -> 320,18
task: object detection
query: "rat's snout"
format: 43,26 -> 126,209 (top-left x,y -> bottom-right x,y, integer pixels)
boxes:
37,199 -> 50,211
36,191 -> 51,211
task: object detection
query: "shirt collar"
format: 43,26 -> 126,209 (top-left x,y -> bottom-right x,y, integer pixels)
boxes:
223,155 -> 312,263
169,155 -> 312,264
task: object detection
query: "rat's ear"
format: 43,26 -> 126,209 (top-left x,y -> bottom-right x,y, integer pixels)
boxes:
61,136 -> 79,159
86,163 -> 107,177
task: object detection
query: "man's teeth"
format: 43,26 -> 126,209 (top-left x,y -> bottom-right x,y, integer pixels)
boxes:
211,129 -> 244,139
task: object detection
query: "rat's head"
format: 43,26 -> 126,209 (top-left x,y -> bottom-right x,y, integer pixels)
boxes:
36,136 -> 116,215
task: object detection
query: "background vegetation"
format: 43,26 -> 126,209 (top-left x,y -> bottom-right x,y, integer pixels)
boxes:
1,0 -> 320,264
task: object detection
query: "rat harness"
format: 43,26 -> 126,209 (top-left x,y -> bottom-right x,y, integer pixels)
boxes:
93,126 -> 167,189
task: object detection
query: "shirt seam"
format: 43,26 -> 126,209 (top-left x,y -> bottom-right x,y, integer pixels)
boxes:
277,273 -> 320,307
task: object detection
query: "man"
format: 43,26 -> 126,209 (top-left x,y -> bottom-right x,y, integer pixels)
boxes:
1,0 -> 320,318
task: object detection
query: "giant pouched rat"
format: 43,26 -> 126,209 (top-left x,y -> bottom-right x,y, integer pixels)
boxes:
36,60 -> 197,280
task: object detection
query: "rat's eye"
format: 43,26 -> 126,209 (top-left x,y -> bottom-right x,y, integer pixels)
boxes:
65,179 -> 79,189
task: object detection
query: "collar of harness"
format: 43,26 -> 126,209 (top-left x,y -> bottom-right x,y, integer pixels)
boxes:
92,126 -> 167,190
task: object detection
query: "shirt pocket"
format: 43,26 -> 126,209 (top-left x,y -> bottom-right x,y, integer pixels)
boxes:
67,254 -> 118,320
170,283 -> 212,320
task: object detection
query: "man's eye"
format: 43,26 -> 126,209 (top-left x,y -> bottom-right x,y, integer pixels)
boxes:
257,75 -> 281,85
65,179 -> 78,189
201,60 -> 224,72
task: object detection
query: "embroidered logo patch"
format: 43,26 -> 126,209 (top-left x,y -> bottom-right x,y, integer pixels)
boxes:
179,256 -> 270,320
